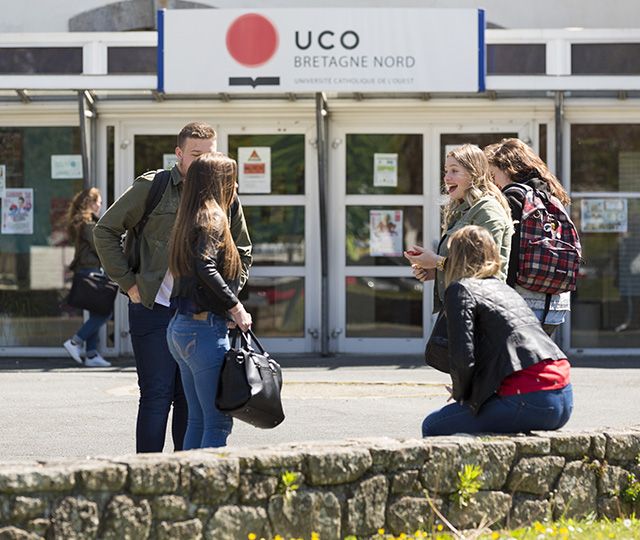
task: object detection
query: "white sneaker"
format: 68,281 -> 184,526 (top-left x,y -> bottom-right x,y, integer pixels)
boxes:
85,354 -> 111,368
63,339 -> 84,364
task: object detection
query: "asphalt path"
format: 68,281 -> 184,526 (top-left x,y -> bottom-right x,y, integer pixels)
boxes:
1,356 -> 639,461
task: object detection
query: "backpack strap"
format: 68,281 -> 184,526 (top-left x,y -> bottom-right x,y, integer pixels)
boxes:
542,293 -> 552,324
135,169 -> 171,235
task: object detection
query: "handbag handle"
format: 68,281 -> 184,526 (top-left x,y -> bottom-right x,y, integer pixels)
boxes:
228,328 -> 268,357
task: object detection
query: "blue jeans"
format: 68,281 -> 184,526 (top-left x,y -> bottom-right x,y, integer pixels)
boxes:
422,384 -> 573,437
129,302 -> 187,453
167,312 -> 233,449
74,268 -> 110,355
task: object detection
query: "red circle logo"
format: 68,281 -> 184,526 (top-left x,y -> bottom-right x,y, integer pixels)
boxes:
226,14 -> 278,68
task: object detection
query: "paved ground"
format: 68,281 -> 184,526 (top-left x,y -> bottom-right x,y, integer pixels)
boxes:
1,355 -> 639,461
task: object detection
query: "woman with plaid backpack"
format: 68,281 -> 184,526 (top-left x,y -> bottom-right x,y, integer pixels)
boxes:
484,138 -> 579,336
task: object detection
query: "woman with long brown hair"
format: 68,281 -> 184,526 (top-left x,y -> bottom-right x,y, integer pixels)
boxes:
422,225 -> 573,436
167,152 -> 251,449
63,187 -> 111,367
484,138 -> 572,335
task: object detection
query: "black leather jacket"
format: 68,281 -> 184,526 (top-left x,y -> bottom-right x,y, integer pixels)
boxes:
173,235 -> 240,317
445,277 -> 566,414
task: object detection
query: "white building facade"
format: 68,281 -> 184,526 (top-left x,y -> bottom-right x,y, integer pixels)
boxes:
1,2 -> 639,358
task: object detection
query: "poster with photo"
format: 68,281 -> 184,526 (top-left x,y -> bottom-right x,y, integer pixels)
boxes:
373,153 -> 398,187
0,164 -> 6,198
370,209 -> 403,257
1,188 -> 34,235
51,155 -> 83,179
238,147 -> 271,193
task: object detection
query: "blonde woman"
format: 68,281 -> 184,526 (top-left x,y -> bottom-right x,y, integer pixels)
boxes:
404,144 -> 513,313
63,188 -> 111,367
422,225 -> 573,436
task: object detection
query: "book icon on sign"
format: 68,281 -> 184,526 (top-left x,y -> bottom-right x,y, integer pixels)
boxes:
229,77 -> 280,88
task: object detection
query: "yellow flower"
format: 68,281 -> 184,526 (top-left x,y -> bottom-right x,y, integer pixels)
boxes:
378,529 -> 385,536
248,534 -> 257,540
311,533 -> 320,540
437,524 -> 444,532
534,522 -> 546,533
492,532 -> 500,539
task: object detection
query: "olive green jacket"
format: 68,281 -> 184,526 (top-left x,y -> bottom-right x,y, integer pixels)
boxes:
433,196 -> 513,313
94,166 -> 252,309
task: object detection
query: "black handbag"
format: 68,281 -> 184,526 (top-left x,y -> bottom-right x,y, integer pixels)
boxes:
424,310 -> 450,373
215,329 -> 285,429
66,272 -> 118,316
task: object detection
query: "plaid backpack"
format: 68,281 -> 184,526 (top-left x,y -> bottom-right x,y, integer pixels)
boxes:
509,183 -> 582,295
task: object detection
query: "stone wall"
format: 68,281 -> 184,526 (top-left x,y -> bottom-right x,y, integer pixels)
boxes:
1,430 -> 639,539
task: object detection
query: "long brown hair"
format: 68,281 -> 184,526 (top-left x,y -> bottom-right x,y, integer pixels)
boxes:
484,138 -> 570,206
66,187 -> 100,241
445,225 -> 501,287
169,152 -> 241,280
442,144 -> 511,230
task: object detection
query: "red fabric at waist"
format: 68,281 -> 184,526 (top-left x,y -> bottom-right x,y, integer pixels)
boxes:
497,359 -> 570,396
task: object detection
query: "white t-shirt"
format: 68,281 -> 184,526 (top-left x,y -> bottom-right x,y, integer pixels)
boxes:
154,270 -> 174,307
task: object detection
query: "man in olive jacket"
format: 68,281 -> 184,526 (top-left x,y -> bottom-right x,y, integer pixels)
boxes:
94,122 -> 252,453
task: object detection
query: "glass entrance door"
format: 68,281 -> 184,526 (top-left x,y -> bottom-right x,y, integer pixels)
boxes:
329,124 -> 532,354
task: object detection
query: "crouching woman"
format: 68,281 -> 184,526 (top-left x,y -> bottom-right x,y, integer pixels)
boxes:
422,225 -> 573,437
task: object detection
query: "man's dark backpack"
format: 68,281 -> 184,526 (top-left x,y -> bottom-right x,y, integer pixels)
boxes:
508,183 -> 582,295
123,170 -> 171,273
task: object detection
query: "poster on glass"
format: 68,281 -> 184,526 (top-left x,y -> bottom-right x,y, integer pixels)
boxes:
370,209 -> 403,257
1,188 -> 34,235
238,147 -> 271,193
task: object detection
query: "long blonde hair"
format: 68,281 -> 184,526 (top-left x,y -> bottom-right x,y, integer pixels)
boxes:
445,225 -> 501,287
442,144 -> 511,230
66,187 -> 100,241
484,138 -> 570,206
168,153 -> 241,280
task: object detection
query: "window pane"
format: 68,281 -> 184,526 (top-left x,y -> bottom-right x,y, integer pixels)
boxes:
571,124 -> 640,192
572,44 -> 640,75
0,48 -> 82,74
346,206 -> 422,266
346,134 -> 423,194
134,135 -> 175,178
346,276 -> 422,337
487,44 -> 546,75
0,127 -> 83,348
243,277 -> 304,337
108,47 -> 156,74
244,206 -> 304,266
228,134 -> 305,195
571,198 -> 640,348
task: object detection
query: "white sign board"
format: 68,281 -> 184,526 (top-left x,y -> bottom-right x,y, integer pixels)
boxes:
370,209 -> 403,257
163,153 -> 178,170
51,155 -> 83,179
373,153 -> 398,187
238,147 -> 272,193
1,188 -> 33,235
161,8 -> 484,94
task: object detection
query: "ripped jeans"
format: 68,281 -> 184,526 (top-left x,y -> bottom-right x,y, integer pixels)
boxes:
167,312 -> 233,449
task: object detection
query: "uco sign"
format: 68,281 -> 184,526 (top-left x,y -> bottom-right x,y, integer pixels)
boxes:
160,8 -> 484,94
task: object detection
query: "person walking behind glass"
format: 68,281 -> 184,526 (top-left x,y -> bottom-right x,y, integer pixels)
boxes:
94,122 -> 252,453
422,225 -> 573,436
167,153 -> 252,449
63,188 -> 111,367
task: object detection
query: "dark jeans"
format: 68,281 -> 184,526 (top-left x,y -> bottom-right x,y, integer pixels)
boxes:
129,302 -> 188,453
422,384 -> 573,437
74,268 -> 110,354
